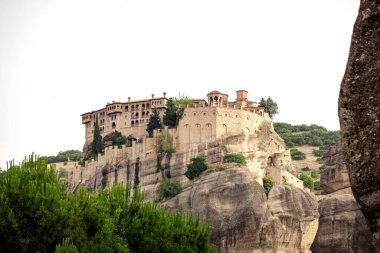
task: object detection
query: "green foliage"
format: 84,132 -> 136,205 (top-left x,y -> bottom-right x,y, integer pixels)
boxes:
259,97 -> 279,118
185,156 -> 208,180
314,181 -> 321,191
92,116 -> 103,155
163,98 -> 177,128
46,150 -> 82,163
159,129 -> 175,154
163,96 -> 194,128
299,173 -> 314,190
290,149 -> 306,160
0,154 -> 216,253
263,176 -> 274,195
312,145 -> 330,157
273,122 -> 340,148
311,169 -> 319,179
146,109 -> 162,137
112,131 -> 129,148
158,178 -> 182,199
58,169 -> 68,179
223,153 -> 247,166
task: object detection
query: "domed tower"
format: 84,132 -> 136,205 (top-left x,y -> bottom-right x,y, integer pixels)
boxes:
207,90 -> 229,107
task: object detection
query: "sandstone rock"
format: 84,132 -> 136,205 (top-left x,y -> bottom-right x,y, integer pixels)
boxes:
338,0 -> 380,237
312,140 -> 379,252
311,192 -> 378,253
165,167 -> 269,252
320,139 -> 350,194
164,168 -> 319,253
260,185 -> 319,253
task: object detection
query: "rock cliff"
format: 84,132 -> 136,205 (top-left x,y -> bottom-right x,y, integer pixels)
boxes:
164,167 -> 319,253
311,139 -> 379,252
338,0 -> 380,238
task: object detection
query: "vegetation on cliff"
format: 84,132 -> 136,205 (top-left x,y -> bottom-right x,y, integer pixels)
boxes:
185,156 -> 208,180
299,172 -> 314,190
274,122 -> 340,149
259,97 -> 279,118
0,155 -> 216,252
263,176 -> 274,195
223,153 -> 247,166
158,177 -> 182,199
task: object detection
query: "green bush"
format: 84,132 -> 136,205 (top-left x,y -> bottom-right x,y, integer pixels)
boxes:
158,178 -> 182,199
0,154 -> 216,253
311,169 -> 319,179
223,153 -> 247,166
299,173 -> 314,190
159,129 -> 175,153
112,131 -> 128,148
290,149 -> 306,160
185,156 -> 208,180
58,169 -> 68,179
314,181 -> 321,191
263,176 -> 274,195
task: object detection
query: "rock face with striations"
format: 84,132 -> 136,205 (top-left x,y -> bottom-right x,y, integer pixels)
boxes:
164,167 -> 319,253
311,139 -> 379,253
338,0 -> 380,238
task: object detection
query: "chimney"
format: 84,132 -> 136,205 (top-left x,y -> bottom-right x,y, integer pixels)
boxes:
163,92 -> 166,98
128,97 -> 131,102
152,94 -> 155,99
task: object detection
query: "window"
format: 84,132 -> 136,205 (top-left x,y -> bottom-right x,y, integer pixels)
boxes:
112,122 -> 116,128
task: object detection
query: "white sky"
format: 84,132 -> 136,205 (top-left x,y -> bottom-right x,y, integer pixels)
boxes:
0,0 -> 360,169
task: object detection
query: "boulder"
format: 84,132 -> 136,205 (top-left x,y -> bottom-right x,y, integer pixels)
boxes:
165,167 -> 319,253
338,0 -> 380,237
320,140 -> 350,194
312,190 -> 379,253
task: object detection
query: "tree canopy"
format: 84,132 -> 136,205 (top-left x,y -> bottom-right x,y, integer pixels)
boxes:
274,122 -> 340,148
146,109 -> 162,137
0,154 -> 216,252
259,97 -> 279,118
163,96 -> 194,128
45,150 -> 81,163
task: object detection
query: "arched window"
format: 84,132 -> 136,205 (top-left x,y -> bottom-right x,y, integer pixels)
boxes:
112,122 -> 116,128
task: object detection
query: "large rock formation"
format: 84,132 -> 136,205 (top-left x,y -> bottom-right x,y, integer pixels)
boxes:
311,139 -> 379,252
338,0 -> 380,238
164,167 -> 319,253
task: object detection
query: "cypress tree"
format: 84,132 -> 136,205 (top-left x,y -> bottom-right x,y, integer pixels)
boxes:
163,98 -> 177,128
92,116 -> 103,155
146,109 -> 162,137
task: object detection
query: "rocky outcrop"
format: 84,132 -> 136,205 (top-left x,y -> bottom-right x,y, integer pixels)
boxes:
320,140 -> 350,194
311,139 -> 379,252
338,0 -> 380,238
164,167 -> 319,253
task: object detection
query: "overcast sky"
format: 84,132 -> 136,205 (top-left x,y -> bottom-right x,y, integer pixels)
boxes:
0,0 -> 360,168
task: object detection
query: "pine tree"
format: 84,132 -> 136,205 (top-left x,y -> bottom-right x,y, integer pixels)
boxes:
146,109 -> 162,137
91,116 -> 103,155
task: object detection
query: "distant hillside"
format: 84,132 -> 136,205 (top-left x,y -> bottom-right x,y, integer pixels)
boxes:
274,122 -> 340,149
